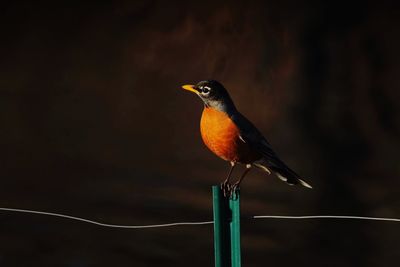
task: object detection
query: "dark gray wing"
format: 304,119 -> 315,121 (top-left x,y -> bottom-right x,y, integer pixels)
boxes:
231,112 -> 312,188
230,112 -> 278,162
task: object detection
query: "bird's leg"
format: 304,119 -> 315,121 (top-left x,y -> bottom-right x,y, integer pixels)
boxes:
221,162 -> 236,197
231,164 -> 252,195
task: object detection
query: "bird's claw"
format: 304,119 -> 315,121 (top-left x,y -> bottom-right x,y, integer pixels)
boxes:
220,181 -> 240,198
231,182 -> 240,193
230,183 -> 240,199
221,181 -> 232,197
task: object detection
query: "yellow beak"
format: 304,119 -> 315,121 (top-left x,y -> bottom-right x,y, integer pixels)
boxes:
182,84 -> 199,94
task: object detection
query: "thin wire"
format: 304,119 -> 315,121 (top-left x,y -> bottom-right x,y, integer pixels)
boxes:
0,208 -> 213,228
1,207 -> 400,229
253,215 -> 400,222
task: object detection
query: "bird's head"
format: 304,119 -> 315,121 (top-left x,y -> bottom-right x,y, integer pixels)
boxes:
181,80 -> 236,113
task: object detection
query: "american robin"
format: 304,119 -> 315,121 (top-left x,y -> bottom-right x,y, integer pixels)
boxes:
182,80 -> 312,196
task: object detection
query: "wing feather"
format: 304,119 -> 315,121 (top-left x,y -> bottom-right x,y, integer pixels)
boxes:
231,112 -> 312,188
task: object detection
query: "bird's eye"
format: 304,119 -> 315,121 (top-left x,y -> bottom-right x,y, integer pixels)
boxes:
202,86 -> 210,95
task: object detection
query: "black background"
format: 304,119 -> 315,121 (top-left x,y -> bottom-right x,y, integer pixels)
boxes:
0,1 -> 399,266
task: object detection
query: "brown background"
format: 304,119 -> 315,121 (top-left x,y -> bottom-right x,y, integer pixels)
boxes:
0,1 -> 399,266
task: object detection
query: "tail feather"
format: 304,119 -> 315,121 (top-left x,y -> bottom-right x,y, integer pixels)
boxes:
254,159 -> 312,189
275,172 -> 312,189
253,162 -> 271,175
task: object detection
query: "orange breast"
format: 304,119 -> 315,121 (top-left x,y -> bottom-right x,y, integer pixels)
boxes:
200,107 -> 260,164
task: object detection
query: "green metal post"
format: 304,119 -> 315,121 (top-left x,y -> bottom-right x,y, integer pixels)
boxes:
213,186 -> 231,267
229,190 -> 241,267
212,186 -> 241,267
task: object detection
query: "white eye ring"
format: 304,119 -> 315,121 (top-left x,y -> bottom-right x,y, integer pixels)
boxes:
202,86 -> 211,94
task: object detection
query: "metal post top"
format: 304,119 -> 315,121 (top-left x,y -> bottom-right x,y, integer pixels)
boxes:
212,185 -> 241,267
212,185 -> 240,201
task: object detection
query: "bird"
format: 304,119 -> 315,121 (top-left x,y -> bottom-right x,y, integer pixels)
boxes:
181,80 -> 312,196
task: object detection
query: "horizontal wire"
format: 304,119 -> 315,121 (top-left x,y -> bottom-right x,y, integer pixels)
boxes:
0,208 -> 213,228
1,207 -> 400,229
253,215 -> 400,222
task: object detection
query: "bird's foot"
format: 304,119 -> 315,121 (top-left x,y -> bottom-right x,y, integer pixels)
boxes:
231,182 -> 240,192
220,181 -> 240,198
220,181 -> 232,197
230,182 -> 240,199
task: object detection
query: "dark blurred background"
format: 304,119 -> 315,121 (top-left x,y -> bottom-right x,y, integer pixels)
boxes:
0,1 -> 399,266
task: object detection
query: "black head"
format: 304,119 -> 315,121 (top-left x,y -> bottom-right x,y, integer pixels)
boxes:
181,80 -> 236,113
